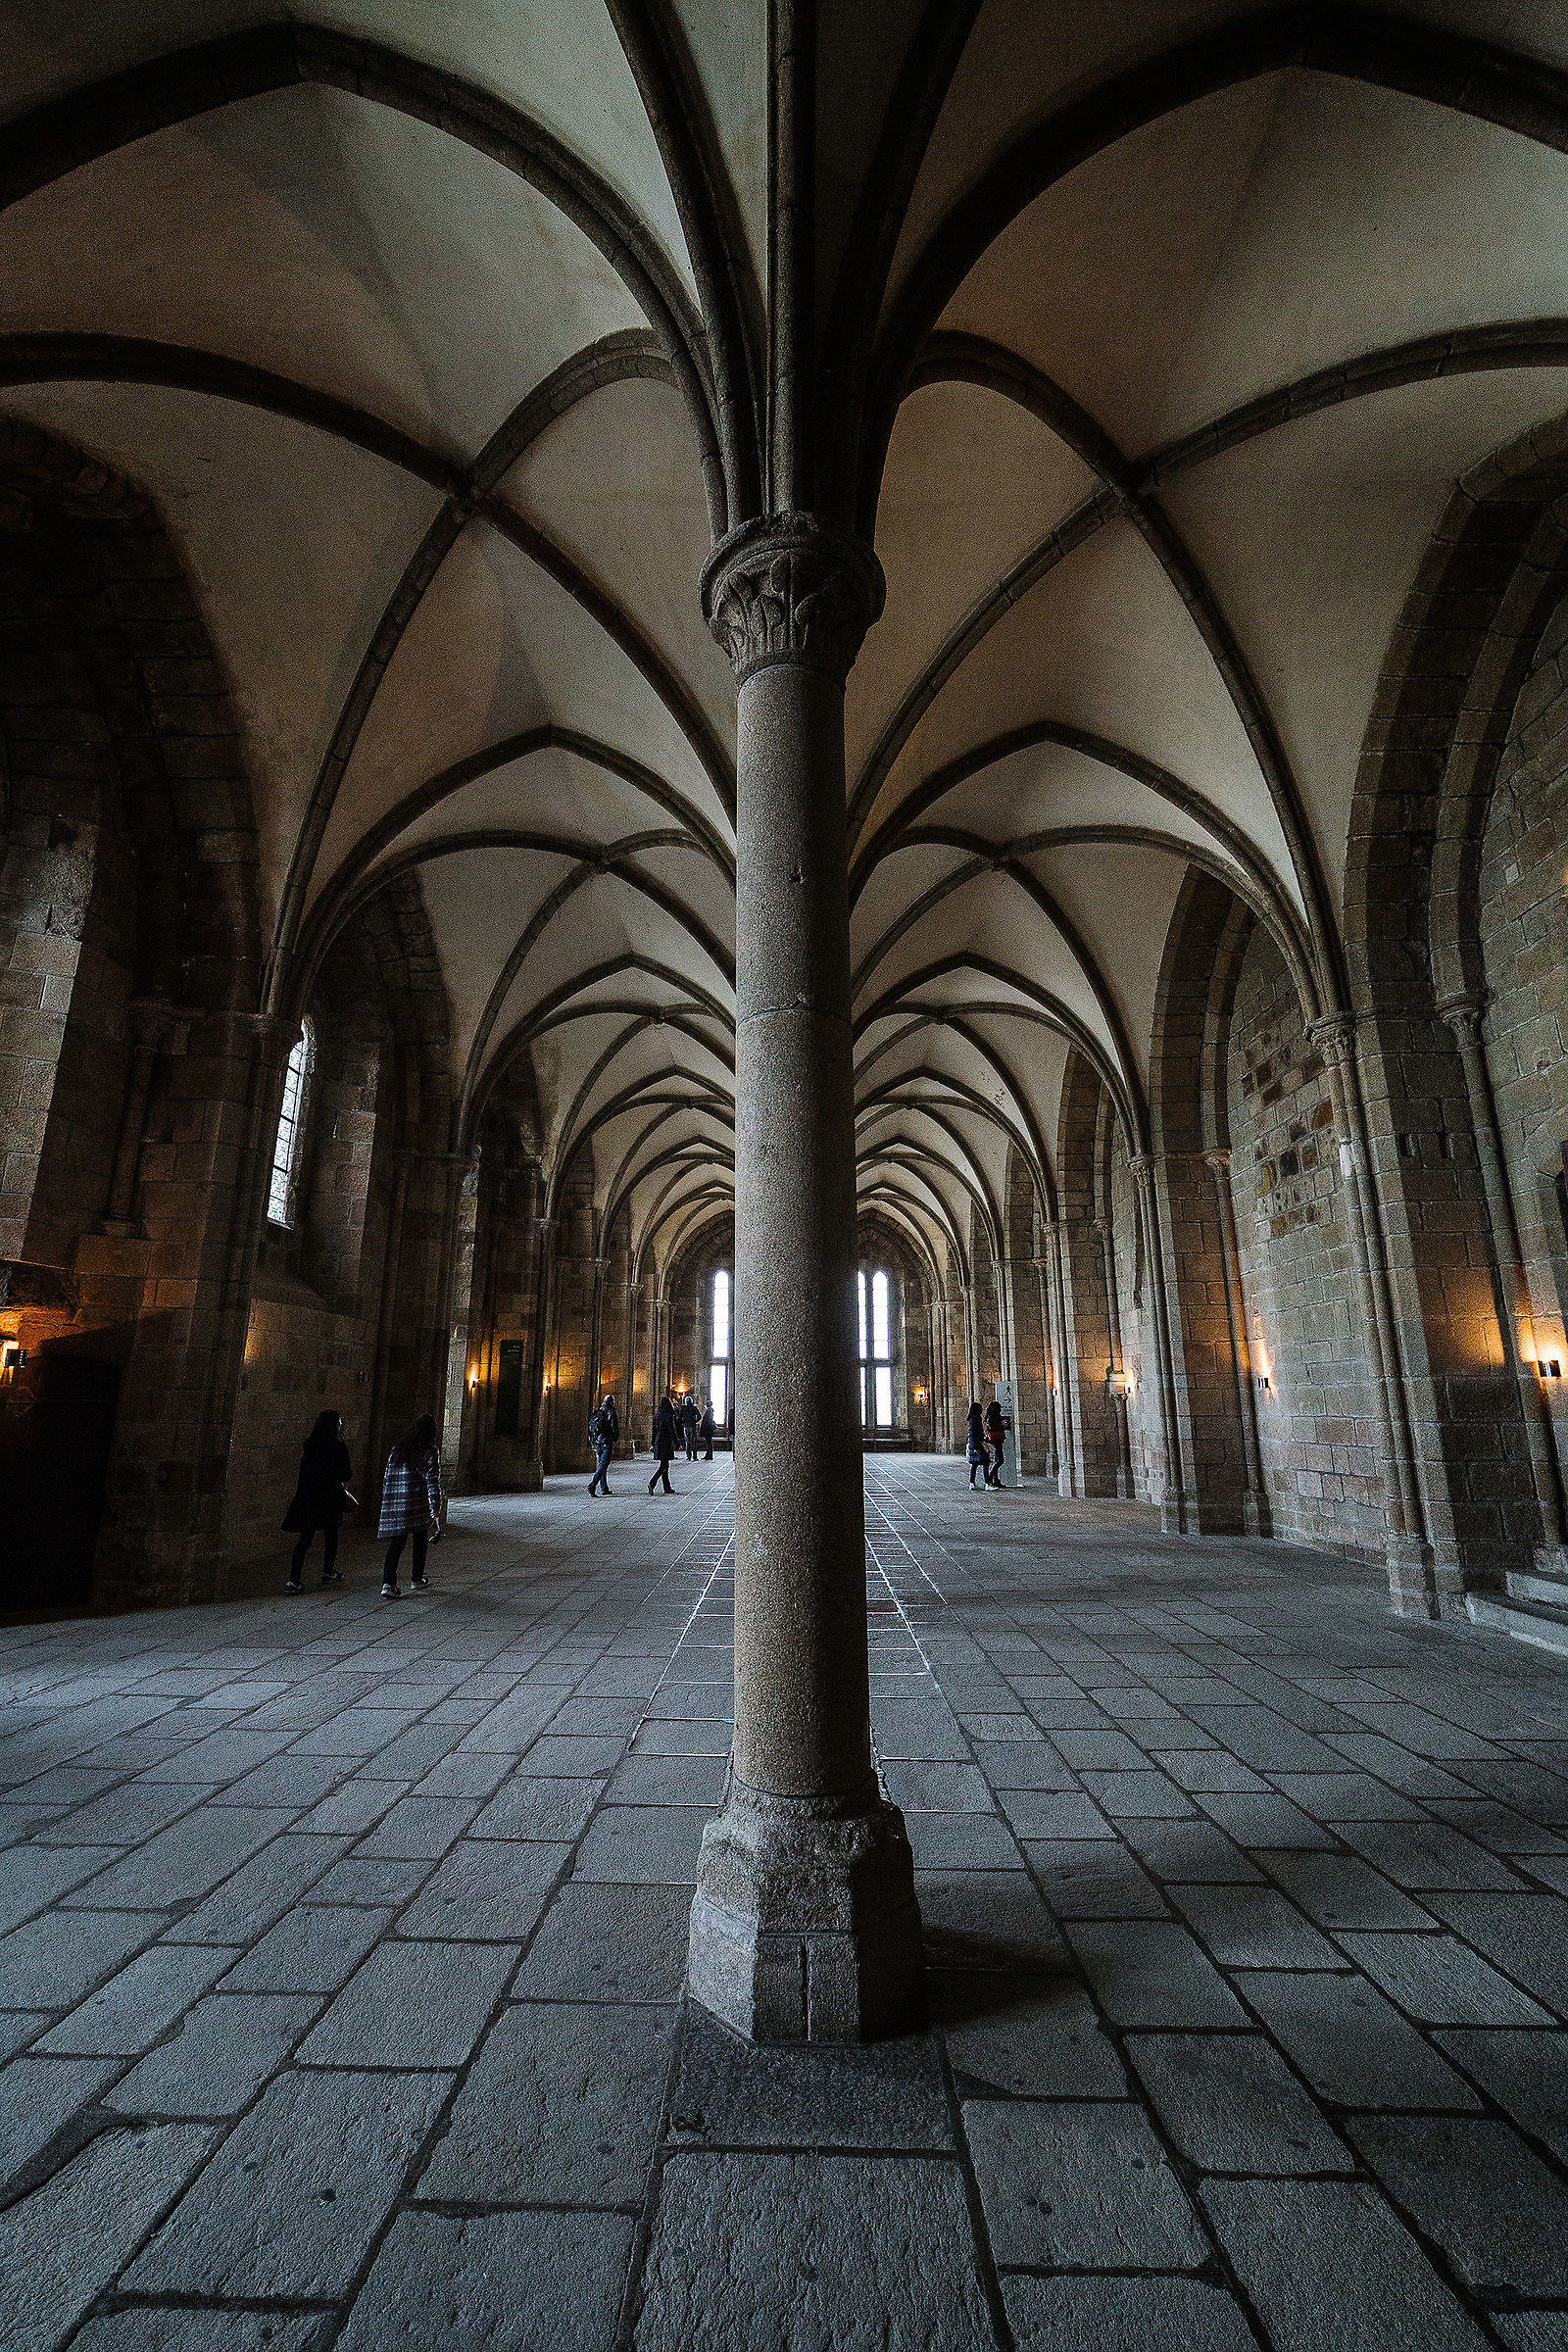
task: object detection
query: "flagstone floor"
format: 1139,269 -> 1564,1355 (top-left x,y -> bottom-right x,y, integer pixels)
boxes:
4,1456 -> 1568,2349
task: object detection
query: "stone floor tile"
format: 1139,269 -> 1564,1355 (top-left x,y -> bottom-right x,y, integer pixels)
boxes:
0,1906 -> 167,2009
0,1842 -> 126,1934
916,1871 -> 1072,1971
572,1804 -> 707,1885
1066,1919 -> 1248,2026
32,1782 -> 202,1847
1127,2030 -> 1352,2174
337,2208 -> 635,2351
1337,1931 -> 1554,2025
299,1936 -> 515,2069
0,2052 -> 121,2189
609,1754 -> 728,1808
1160,1749 -> 1268,1792
206,1757 -> 341,1813
73,2317 -> 326,2351
882,1759 -> 994,1813
288,1710 -> 424,1758
1023,1840 -> 1167,1917
671,2012 -> 950,2149
106,1990 -> 322,2116
0,2011 -> 50,2060
1239,1970 -> 1484,2108
1348,2114 -> 1568,2295
633,2152 -> 995,2349
1118,1820 -> 1262,1881
1337,1819 -> 1524,1891
1259,1850 -> 1435,1931
995,1789 -> 1114,1838
964,2097 -> 1206,2268
1264,1771 -> 1425,1821
220,1902 -> 395,1992
37,1941 -> 234,2056
515,1734 -> 629,1776
1046,1728 -> 1151,1769
302,1853 -> 439,1907
1201,2178 -> 1491,2349
1434,2028 -> 1568,2163
159,1831 -> 354,1945
631,1718 -> 732,1755
1196,1791 -> 1339,1848
1002,2273 -> 1258,2351
352,1795 -> 483,1859
60,1807 -> 293,1910
513,1881 -> 694,2001
969,1743 -> 1080,1791
1078,1767 -> 1197,1818
1172,1882 -> 1342,1968
0,2120 -> 217,2350
412,1751 -> 514,1800
421,1999 -> 676,2202
295,1777 -> 411,1836
931,1968 -> 1125,2095
1417,1890 -> 1568,2017
126,2067 -> 451,2300
1492,2319 -> 1568,2351
905,1811 -> 1024,1869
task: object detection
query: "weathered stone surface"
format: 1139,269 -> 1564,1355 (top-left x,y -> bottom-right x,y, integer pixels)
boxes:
670,2011 -> 950,2148
1023,1840 -> 1167,1916
1348,2115 -> 1568,2296
1435,2027 -> 1568,2161
1261,1850 -> 1436,1930
124,2068 -> 451,2299
0,1906 -> 166,2008
633,2152 -> 993,2349
577,1804 -> 707,1885
1127,2031 -> 1352,2173
107,1990 -> 321,2116
337,2209 -> 635,2350
931,1970 -> 1124,2096
964,2098 -> 1206,2268
62,1808 -> 292,1908
220,1902 -> 395,1992
916,1871 -> 1069,1970
352,1795 -> 482,1859
513,1882 -> 693,2001
0,2052 -> 121,2189
1002,2274 -> 1258,2351
1066,1919 -> 1247,2025
1336,1931 -> 1553,2025
1171,1882 -> 1341,1967
395,1838 -> 568,1938
421,2000 -> 676,2204
1241,1969 -> 1481,2109
74,2316 -> 325,2351
0,2122 -> 216,2347
1202,2178 -> 1493,2349
470,1772 -> 607,1838
37,1940 -> 233,2055
297,1936 -> 515,2068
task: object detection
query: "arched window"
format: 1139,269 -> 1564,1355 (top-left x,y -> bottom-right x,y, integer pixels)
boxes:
267,1019 -> 314,1229
710,1267 -> 731,1426
858,1266 -> 895,1426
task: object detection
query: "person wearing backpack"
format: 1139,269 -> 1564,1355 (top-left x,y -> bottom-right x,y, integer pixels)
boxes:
588,1392 -> 618,1495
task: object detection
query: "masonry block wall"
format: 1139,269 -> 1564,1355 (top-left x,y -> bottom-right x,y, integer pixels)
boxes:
1225,927 -> 1388,1565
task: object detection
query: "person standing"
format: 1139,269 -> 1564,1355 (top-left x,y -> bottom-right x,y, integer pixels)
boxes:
984,1396 -> 1006,1488
681,1393 -> 699,1460
378,1412 -> 443,1595
281,1409 -> 355,1592
700,1397 -> 714,1460
965,1400 -> 990,1490
648,1392 -> 679,1494
588,1392 -> 618,1495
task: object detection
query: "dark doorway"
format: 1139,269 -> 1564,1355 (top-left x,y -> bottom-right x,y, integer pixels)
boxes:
0,1351 -> 122,1615
494,1339 -> 524,1438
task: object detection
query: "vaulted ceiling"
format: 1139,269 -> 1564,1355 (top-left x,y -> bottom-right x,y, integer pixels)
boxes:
6,2 -> 1567,1289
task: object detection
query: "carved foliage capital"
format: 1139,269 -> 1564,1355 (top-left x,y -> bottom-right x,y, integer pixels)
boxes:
701,511 -> 885,685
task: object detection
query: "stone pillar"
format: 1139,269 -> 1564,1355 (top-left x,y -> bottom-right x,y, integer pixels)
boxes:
1203,1150 -> 1270,1537
519,1212 -> 555,1491
618,1277 -> 638,1455
1096,1218 -> 1134,1497
1309,1013 -> 1440,1612
689,512 -> 921,2042
1128,1155 -> 1189,1533
1439,994 -> 1568,1568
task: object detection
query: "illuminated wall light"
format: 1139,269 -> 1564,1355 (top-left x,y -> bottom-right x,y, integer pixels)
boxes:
1540,1359 -> 1564,1380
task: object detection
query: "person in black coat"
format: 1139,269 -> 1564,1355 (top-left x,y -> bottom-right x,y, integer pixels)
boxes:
648,1394 -> 679,1494
282,1410 -> 356,1590
700,1398 -> 715,1460
965,1400 -> 990,1491
983,1396 -> 1006,1488
680,1394 -> 700,1460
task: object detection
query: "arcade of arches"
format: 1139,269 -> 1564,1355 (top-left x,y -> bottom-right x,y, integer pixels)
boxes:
4,1 -> 1568,2058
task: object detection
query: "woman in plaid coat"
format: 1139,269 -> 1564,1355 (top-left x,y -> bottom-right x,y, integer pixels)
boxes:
377,1413 -> 443,1596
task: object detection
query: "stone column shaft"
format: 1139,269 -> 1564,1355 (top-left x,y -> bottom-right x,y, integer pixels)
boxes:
688,511 -> 920,2042
1203,1149 -> 1270,1537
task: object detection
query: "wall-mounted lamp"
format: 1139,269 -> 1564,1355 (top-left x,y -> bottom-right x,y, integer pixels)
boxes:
467,1371 -> 479,1393
1256,1374 -> 1272,1394
1106,1367 -> 1133,1398
543,1376 -> 552,1394
913,1385 -> 928,1404
0,1341 -> 26,1380
1539,1359 -> 1564,1381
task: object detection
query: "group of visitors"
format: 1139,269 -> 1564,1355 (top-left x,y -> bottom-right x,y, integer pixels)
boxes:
646,1389 -> 715,1493
281,1409 -> 443,1597
965,1397 -> 1008,1489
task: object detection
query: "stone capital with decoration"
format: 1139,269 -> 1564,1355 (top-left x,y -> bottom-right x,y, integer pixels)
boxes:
701,511 -> 885,686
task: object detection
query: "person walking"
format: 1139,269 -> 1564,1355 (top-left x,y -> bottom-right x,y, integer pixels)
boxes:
700,1397 -> 714,1460
281,1409 -> 355,1591
965,1400 -> 990,1490
984,1396 -> 1006,1488
588,1392 -> 618,1495
648,1392 -> 679,1494
378,1412 -> 443,1595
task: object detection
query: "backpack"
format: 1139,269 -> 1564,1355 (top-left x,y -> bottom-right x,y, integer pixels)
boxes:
588,1406 -> 607,1444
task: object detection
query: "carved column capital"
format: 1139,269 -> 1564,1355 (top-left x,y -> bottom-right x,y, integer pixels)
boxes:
1201,1148 -> 1232,1177
1436,990 -> 1488,1050
701,511 -> 885,686
1307,1010 -> 1358,1067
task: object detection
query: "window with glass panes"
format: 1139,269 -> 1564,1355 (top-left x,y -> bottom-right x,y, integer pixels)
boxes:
267,1020 -> 314,1228
857,1267 -> 894,1427
710,1267 -> 730,1426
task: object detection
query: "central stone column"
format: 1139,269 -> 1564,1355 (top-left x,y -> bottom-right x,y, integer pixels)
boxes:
687,512 -> 922,2041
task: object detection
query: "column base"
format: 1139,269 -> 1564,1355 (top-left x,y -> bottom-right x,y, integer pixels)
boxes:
1385,1530 -> 1440,1618
687,1772 -> 923,2043
1159,1483 -> 1187,1535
